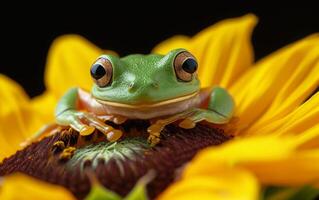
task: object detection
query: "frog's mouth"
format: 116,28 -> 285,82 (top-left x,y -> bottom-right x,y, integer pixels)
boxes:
95,91 -> 199,109
93,91 -> 201,119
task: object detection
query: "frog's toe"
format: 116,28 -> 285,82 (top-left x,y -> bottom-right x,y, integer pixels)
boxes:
81,113 -> 113,133
106,129 -> 123,142
97,115 -> 127,125
113,116 -> 127,124
66,114 -> 94,136
79,125 -> 95,136
81,113 -> 123,142
179,118 -> 196,129
147,135 -> 160,146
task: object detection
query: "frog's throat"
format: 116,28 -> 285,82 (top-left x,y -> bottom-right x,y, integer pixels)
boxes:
95,91 -> 199,109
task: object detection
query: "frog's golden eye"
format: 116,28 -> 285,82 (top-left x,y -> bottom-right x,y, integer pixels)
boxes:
90,57 -> 113,87
174,51 -> 198,82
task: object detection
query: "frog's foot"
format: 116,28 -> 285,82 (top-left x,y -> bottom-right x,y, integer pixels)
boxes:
58,110 -> 123,142
147,108 -> 232,146
147,110 -> 193,146
147,134 -> 161,146
179,108 -> 231,129
79,113 -> 124,142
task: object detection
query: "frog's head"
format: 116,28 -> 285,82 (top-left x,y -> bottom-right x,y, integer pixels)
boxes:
90,49 -> 200,105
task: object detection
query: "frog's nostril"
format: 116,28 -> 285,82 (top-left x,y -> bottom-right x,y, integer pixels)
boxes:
151,82 -> 159,88
128,82 -> 135,92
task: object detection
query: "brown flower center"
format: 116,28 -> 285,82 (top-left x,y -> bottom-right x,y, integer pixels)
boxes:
0,120 -> 231,199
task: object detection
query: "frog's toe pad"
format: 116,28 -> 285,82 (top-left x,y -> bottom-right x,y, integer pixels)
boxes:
106,129 -> 123,142
147,135 -> 160,146
179,118 -> 196,129
80,125 -> 95,136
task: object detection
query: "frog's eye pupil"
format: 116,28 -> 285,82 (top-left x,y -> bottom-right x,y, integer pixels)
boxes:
182,58 -> 198,74
90,64 -> 106,80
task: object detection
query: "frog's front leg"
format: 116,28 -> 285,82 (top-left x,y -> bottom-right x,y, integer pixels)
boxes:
147,87 -> 234,146
55,88 -> 124,142
179,87 -> 235,128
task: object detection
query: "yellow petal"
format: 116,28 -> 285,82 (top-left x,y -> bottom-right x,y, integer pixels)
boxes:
45,34 -> 116,98
231,35 -> 319,134
246,92 -> 319,136
152,35 -> 191,55
31,92 -> 57,124
244,149 -> 319,186
0,173 -> 75,200
0,75 -> 41,161
183,132 -> 319,187
184,135 -> 297,177
157,169 -> 259,200
153,14 -> 257,88
241,125 -> 319,185
294,124 -> 319,150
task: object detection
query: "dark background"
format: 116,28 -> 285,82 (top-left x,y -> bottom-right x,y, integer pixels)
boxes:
0,2 -> 318,97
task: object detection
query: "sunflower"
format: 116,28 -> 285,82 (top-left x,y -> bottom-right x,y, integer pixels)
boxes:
1,14 -> 319,200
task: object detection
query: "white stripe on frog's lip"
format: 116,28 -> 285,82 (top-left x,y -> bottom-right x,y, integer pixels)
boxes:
94,91 -> 199,109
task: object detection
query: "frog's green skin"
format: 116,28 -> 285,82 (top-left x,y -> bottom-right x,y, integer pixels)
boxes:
54,49 -> 235,145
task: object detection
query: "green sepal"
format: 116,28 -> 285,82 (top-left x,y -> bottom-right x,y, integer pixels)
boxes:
84,171 -> 155,200
263,185 -> 319,200
124,182 -> 148,200
124,171 -> 155,200
84,184 -> 122,200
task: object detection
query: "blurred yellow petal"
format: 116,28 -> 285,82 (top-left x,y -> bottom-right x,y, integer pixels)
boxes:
231,35 -> 319,134
0,173 -> 75,200
157,169 -> 259,200
244,149 -> 319,186
0,75 -> 42,161
152,35 -> 191,55
241,125 -> 319,185
183,135 -> 297,176
153,14 -> 257,88
161,125 -> 319,198
180,131 -> 319,188
0,75 -> 60,162
45,34 -> 116,98
244,124 -> 319,185
31,92 -> 57,124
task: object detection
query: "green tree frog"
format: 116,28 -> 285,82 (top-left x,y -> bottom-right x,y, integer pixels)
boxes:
55,49 -> 235,145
